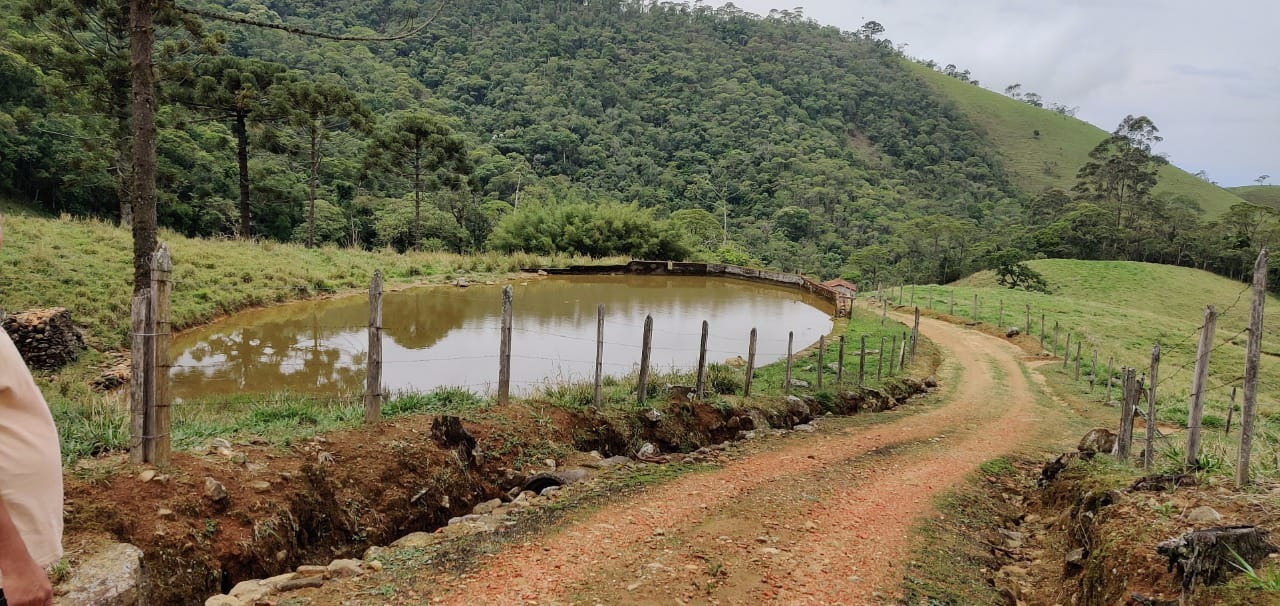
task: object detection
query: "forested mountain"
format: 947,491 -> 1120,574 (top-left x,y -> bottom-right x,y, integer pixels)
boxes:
1,0 -> 1275,286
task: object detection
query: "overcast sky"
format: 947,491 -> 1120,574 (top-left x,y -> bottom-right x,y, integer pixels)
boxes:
727,0 -> 1278,187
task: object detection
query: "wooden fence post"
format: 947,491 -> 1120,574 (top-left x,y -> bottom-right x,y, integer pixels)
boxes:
910,307 -> 920,364
1116,367 -> 1137,462
593,304 -> 605,408
998,299 -> 1004,328
1237,248 -> 1268,486
637,315 -> 653,403
949,290 -> 955,316
816,335 -> 825,390
1024,304 -> 1031,335
972,293 -> 979,322
1074,342 -> 1082,381
1104,357 -> 1115,404
696,320 -> 709,400
1040,314 -> 1046,348
1225,387 -> 1237,435
1185,305 -> 1218,471
910,284 -> 916,307
881,297 -> 888,325
877,335 -> 885,381
743,327 -> 756,397
364,269 -> 384,424
129,289 -> 149,464
1062,332 -> 1071,369
784,331 -> 794,395
1053,321 -> 1060,356
889,334 -> 899,375
148,245 -> 173,465
1089,350 -> 1099,392
837,335 -> 846,385
498,285 -> 513,405
858,335 -> 867,387
899,331 -> 908,370
1144,343 -> 1161,469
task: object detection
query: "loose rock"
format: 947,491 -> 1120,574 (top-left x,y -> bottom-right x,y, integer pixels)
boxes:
1186,506 -> 1223,524
203,477 -> 228,503
54,543 -> 145,606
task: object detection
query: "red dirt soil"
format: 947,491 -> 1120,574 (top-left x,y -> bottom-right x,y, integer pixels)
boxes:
298,310 -> 1061,605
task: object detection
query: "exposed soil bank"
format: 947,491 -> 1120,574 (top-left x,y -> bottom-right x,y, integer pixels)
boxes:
61,378 -> 933,604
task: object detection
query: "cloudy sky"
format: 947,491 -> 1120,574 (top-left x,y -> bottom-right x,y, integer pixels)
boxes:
728,0 -> 1278,187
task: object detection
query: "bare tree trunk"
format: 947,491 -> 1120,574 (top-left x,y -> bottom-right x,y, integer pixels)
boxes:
129,0 -> 157,294
235,112 -> 252,238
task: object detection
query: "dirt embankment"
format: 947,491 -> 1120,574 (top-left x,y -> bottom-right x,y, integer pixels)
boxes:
247,309 -> 1057,605
62,377 -> 932,604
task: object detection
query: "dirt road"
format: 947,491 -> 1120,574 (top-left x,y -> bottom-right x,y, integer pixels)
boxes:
307,313 -> 1055,605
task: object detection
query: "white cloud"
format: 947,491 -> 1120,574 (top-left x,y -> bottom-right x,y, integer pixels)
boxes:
724,0 -> 1279,186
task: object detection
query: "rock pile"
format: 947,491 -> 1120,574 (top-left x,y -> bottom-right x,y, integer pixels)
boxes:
204,559 -> 378,606
2,307 -> 86,370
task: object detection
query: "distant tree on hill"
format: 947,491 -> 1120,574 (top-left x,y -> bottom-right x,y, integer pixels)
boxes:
857,20 -> 885,39
988,249 -> 1051,293
364,112 -> 472,252
1258,175 -> 1271,185
267,76 -> 373,248
1073,115 -> 1168,244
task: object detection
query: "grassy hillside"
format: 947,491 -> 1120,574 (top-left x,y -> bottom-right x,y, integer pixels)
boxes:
909,63 -> 1247,217
909,259 -> 1280,477
1231,185 -> 1280,210
0,210 -> 617,350
917,259 -> 1278,428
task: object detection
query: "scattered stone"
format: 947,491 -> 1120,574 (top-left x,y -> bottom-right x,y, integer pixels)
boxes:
645,408 -> 664,422
788,378 -> 810,388
327,559 -> 363,579
204,596 -> 242,606
543,458 -> 557,469
210,437 -> 233,450
54,543 -> 145,606
452,278 -> 470,288
390,532 -> 440,549
598,455 -> 632,468
261,573 -> 296,588
228,580 -> 269,602
2,307 -> 86,371
540,486 -> 561,497
1077,428 -> 1118,455
1005,327 -> 1021,338
295,565 -> 328,578
759,547 -> 781,555
276,575 -> 325,592
203,477 -> 228,503
138,470 -> 157,483
637,443 -> 658,459
157,508 -> 175,520
1186,506 -> 1223,524
366,560 -> 384,572
473,498 -> 503,515
536,270 -> 549,276
923,376 -> 938,388
1065,548 -> 1087,573
792,424 -> 816,432
248,481 -> 271,493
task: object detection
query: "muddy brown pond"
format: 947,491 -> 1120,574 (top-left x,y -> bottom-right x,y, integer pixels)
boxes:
170,275 -> 834,401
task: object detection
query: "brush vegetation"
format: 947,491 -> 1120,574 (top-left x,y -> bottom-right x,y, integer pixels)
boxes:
1231,185 -> 1280,210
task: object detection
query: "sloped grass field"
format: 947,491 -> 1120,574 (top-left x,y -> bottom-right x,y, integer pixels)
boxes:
909,62 -> 1247,217
910,259 -> 1280,481
1232,185 -> 1280,210
0,211 -> 617,350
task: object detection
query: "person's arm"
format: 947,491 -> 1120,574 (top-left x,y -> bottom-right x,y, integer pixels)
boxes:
0,498 -> 52,606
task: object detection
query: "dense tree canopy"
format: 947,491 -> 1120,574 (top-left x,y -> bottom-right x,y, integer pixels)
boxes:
0,0 -> 1274,290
